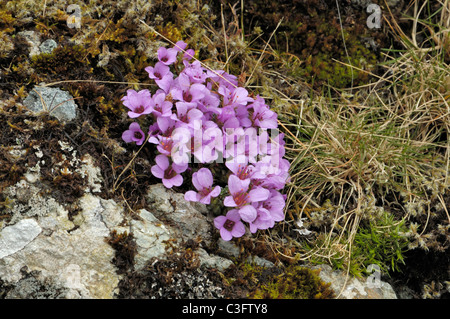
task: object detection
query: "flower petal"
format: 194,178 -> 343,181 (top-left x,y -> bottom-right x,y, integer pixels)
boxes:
270,209 -> 285,222
228,174 -> 249,195
172,162 -> 188,174
219,228 -> 232,241
191,173 -> 202,191
199,194 -> 211,205
231,221 -> 246,238
170,174 -> 183,187
173,40 -> 187,52
157,116 -> 170,134
184,190 -> 199,202
214,215 -> 227,229
226,209 -> 241,222
196,168 -> 213,188
122,130 -> 134,143
156,75 -> 173,93
162,178 -> 173,189
238,205 -> 257,223
129,122 -> 141,131
223,196 -> 237,207
210,186 -> 221,198
127,111 -> 142,118
225,161 -> 239,174
155,154 -> 169,170
248,187 -> 270,202
151,165 -> 164,179
135,135 -> 145,145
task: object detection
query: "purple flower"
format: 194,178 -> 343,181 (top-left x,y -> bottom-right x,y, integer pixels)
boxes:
248,206 -> 274,233
145,63 -> 173,93
225,157 -> 255,180
250,96 -> 278,128
145,62 -> 170,81
156,136 -> 174,156
171,74 -> 206,103
170,126 -> 192,165
196,89 -> 221,116
173,40 -> 187,52
224,127 -> 259,163
152,92 -> 173,118
120,42 -> 290,238
219,86 -> 253,107
147,122 -> 161,144
253,156 -> 290,190
174,102 -> 204,130
198,124 -> 224,163
151,154 -> 187,188
214,209 -> 246,241
184,168 -> 221,204
206,69 -> 238,90
122,122 -> 146,145
183,60 -> 207,83
224,174 -> 270,222
261,190 -> 286,222
183,49 -> 195,61
157,46 -> 178,65
121,89 -> 153,118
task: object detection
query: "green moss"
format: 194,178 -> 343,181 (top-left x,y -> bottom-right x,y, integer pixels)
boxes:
156,22 -> 184,44
222,261 -> 335,299
240,0 -> 384,88
247,264 -> 335,299
285,23 -> 378,88
30,44 -> 92,77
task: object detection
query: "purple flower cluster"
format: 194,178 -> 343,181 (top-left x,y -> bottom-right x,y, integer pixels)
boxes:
121,41 -> 290,241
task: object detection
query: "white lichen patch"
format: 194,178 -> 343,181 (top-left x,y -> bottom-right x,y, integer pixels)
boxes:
0,219 -> 42,259
76,154 -> 103,193
7,146 -> 27,162
58,140 -> 73,152
24,162 -> 41,183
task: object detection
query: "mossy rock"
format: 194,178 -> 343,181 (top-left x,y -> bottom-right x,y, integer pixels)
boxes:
248,264 -> 335,299
223,261 -> 335,299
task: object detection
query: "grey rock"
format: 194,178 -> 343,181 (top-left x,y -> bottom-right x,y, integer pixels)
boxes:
4,269 -> 70,299
217,239 -> 274,268
121,261 -> 225,299
23,86 -> 78,121
146,183 -> 213,246
197,248 -> 233,271
395,285 -> 415,299
39,39 -> 58,54
310,264 -> 397,299
217,239 -> 240,258
0,219 -> 42,259
249,255 -> 274,268
0,183 -> 124,299
131,209 -> 175,270
17,31 -> 41,57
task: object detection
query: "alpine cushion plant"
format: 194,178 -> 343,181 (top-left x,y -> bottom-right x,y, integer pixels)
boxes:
121,40 -> 290,241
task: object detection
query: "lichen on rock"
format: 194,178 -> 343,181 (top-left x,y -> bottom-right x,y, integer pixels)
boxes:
23,86 -> 78,122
